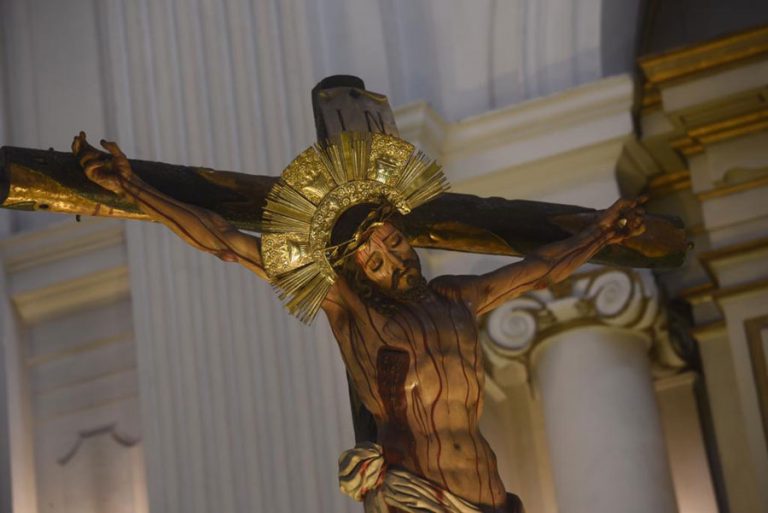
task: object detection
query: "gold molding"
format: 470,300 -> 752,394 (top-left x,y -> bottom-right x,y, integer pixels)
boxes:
698,237 -> 768,290
647,169 -> 692,197
713,278 -> 768,301
641,81 -> 662,111
690,320 -> 726,338
670,108 -> 768,156
685,240 -> 768,322
697,173 -> 768,201
699,236 -> 768,267
639,24 -> 768,121
639,24 -> 768,87
678,282 -> 716,304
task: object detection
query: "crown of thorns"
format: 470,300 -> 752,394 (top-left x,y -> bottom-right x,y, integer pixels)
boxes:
326,203 -> 397,265
259,132 -> 449,323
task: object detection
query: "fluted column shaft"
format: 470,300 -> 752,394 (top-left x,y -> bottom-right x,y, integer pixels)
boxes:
533,326 -> 677,513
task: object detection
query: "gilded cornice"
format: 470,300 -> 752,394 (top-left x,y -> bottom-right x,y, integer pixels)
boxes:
696,173 -> 768,201
678,282 -> 716,304
635,26 -> 768,198
670,105 -> 768,157
640,24 -> 768,110
690,320 -> 726,339
646,169 -> 692,198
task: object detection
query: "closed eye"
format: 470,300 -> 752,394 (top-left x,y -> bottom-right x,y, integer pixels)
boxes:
369,257 -> 383,272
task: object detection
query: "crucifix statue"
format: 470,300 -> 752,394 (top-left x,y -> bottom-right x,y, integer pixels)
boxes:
0,76 -> 686,513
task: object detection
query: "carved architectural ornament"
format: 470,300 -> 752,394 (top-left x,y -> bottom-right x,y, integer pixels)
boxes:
482,268 -> 687,382
58,423 -> 140,466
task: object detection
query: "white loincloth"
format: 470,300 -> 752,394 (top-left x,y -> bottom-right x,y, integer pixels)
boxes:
338,442 -> 483,513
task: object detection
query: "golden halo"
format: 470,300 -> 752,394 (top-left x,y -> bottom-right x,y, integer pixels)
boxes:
260,132 -> 449,323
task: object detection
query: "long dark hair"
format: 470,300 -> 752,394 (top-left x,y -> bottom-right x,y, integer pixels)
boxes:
338,257 -> 401,316
332,203 -> 428,315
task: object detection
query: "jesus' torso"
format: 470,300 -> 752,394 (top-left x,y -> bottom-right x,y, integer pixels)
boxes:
326,278 -> 507,509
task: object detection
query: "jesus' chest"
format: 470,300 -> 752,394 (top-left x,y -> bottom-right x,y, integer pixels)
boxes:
333,294 -> 484,418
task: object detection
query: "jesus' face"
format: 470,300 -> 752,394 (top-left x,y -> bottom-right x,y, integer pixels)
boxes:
354,222 -> 423,295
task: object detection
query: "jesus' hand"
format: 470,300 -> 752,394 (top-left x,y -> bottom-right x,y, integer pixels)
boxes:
72,131 -> 134,196
596,196 -> 648,245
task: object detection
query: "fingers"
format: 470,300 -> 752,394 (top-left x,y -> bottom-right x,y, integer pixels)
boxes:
100,139 -> 127,159
73,131 -> 95,154
71,131 -> 84,155
73,133 -> 125,159
83,159 -> 106,180
72,131 -> 108,170
611,194 -> 648,211
618,202 -> 647,240
626,195 -> 648,209
629,219 -> 646,238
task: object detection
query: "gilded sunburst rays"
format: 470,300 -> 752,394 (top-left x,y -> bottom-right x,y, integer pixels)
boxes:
260,131 -> 449,323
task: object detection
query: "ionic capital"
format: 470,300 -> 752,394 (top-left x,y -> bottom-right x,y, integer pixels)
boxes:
481,268 -> 684,383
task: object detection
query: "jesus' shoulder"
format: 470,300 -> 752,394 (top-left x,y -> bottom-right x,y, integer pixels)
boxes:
428,269 -> 544,318
319,273 -> 482,338
319,270 -> 500,330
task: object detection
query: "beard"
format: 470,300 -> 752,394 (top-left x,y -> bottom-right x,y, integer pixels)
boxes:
390,259 -> 423,290
340,259 -> 430,316
386,272 -> 429,302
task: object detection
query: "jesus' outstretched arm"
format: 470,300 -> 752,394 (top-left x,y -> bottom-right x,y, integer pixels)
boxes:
438,196 -> 648,317
72,132 -> 268,280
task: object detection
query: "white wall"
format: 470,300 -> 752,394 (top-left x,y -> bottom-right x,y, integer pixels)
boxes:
313,0 -> 641,121
0,1 -> 649,512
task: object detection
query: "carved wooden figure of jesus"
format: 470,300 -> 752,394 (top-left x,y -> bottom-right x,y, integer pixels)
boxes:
72,132 -> 646,513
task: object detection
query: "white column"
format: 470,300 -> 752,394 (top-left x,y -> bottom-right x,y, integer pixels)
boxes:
534,326 -> 677,513
486,269 -> 678,513
94,1 -> 358,512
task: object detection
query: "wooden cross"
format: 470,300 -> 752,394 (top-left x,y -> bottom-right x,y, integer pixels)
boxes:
0,75 -> 687,268
0,74 -> 689,452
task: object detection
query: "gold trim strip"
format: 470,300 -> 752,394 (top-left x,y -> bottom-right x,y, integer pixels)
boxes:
690,320 -> 726,338
648,170 -> 691,188
678,282 -> 716,302
697,237 -> 768,289
669,109 -> 768,157
642,83 -> 662,110
713,277 -> 768,301
688,110 -> 768,139
647,170 -> 692,197
697,174 -> 768,201
699,236 -> 768,263
640,25 -> 768,85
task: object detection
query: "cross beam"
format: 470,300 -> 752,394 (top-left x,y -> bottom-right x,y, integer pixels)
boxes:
0,76 -> 688,268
